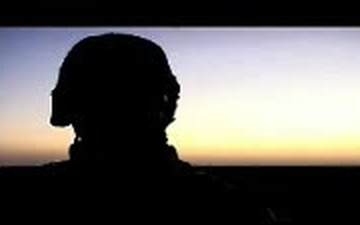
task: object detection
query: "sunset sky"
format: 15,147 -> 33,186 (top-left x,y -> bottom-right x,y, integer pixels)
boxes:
1,27 -> 360,166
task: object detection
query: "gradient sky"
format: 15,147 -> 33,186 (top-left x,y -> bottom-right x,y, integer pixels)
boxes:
1,27 -> 360,166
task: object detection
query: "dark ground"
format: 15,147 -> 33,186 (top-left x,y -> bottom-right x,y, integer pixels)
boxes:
200,166 -> 360,223
1,164 -> 359,223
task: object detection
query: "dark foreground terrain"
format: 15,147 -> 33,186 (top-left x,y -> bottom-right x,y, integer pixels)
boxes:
1,164 -> 359,223
200,166 -> 360,221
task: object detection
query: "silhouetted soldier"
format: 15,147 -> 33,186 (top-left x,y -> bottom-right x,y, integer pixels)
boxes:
50,33 -> 215,198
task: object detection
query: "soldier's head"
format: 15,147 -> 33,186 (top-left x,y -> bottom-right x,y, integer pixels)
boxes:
50,33 -> 180,140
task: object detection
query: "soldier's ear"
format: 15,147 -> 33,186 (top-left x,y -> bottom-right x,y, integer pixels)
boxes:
50,89 -> 72,127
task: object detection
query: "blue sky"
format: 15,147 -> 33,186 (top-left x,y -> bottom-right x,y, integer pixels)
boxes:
1,27 -> 360,166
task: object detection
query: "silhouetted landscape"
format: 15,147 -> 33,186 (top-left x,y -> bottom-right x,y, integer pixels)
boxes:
2,32 -> 360,223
